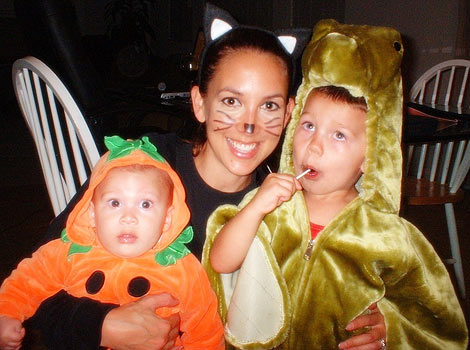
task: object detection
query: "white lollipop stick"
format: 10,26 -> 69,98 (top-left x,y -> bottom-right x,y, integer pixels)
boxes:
295,169 -> 311,180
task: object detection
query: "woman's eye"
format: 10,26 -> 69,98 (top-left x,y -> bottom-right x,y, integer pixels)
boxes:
140,200 -> 153,209
263,101 -> 280,111
222,97 -> 240,106
334,131 -> 346,141
109,199 -> 120,208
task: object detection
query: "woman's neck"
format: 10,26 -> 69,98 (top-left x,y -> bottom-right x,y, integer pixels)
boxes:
193,147 -> 253,193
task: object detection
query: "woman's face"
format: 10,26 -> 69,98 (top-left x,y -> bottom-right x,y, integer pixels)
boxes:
192,49 -> 294,179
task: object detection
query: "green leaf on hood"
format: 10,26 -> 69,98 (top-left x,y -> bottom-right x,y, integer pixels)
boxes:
105,135 -> 165,162
155,226 -> 194,266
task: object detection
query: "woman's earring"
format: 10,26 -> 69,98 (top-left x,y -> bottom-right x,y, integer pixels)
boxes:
244,123 -> 255,134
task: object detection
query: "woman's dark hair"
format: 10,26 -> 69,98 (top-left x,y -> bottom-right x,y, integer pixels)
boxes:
191,27 -> 294,155
198,27 -> 294,95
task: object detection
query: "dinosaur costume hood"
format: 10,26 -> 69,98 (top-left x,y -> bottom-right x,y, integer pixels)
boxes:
202,20 -> 468,349
66,136 -> 190,251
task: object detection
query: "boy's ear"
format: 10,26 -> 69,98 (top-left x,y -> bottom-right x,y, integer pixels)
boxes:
360,159 -> 366,173
191,85 -> 206,123
162,205 -> 174,233
283,97 -> 295,128
89,202 -> 96,228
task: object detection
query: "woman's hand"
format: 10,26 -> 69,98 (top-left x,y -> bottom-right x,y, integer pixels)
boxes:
0,316 -> 24,350
338,303 -> 386,350
101,293 -> 182,350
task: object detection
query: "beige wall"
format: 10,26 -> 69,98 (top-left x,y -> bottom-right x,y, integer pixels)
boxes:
345,0 -> 460,97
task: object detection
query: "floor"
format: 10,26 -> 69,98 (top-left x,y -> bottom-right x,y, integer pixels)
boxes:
0,16 -> 469,348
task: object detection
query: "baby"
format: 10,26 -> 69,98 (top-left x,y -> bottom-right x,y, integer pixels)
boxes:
0,136 -> 224,350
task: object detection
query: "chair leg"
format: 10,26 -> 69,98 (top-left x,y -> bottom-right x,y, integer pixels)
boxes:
444,203 -> 466,299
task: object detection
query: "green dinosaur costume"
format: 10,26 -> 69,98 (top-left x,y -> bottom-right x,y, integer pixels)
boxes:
202,20 -> 468,349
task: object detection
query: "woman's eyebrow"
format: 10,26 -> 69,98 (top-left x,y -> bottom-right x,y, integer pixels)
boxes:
217,87 -> 242,95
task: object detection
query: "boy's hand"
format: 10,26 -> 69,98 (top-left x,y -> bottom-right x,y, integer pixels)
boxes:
338,303 -> 386,350
101,293 -> 181,350
249,173 -> 302,215
0,315 -> 25,350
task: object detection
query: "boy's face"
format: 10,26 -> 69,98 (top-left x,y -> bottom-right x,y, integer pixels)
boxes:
89,167 -> 173,258
293,92 -> 367,199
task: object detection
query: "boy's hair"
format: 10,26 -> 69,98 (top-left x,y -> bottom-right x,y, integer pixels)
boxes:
312,85 -> 368,112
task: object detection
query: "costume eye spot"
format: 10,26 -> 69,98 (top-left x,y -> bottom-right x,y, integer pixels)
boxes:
393,42 -> 401,51
86,270 -> 105,294
128,276 -> 151,297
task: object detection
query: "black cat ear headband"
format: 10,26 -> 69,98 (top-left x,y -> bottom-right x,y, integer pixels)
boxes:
198,2 -> 312,88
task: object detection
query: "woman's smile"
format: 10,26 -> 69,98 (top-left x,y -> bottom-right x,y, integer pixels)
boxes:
227,137 -> 258,158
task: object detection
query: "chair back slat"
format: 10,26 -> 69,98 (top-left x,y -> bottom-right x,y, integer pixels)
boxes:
45,85 -> 77,201
429,142 -> 442,181
444,67 -> 456,106
416,144 -> 428,179
431,70 -> 442,105
64,111 -> 88,185
12,56 -> 100,216
457,67 -> 469,108
449,141 -> 469,193
439,142 -> 453,184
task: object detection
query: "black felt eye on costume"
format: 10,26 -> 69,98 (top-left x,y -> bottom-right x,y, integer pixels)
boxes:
86,270 -> 105,294
128,276 -> 151,297
393,42 -> 402,51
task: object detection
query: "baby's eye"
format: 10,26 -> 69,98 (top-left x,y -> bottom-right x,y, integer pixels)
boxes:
109,199 -> 121,208
301,121 -> 315,131
222,97 -> 240,106
262,101 -> 280,111
334,131 -> 346,141
140,200 -> 153,209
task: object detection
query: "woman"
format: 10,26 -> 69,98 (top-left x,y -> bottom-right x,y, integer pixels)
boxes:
24,4 -> 384,350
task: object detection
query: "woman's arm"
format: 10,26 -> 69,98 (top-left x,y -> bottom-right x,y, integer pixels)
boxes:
30,291 -> 181,350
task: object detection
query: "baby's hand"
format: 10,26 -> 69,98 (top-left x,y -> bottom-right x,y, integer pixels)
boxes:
0,316 -> 25,350
249,173 -> 302,215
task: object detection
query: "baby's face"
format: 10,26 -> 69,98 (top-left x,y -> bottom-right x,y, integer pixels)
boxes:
90,167 -> 173,258
292,92 -> 367,199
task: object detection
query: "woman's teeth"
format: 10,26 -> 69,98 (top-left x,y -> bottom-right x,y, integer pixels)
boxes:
228,138 -> 257,153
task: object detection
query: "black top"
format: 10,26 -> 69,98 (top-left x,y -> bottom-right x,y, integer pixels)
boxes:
149,133 -> 265,258
28,133 -> 268,349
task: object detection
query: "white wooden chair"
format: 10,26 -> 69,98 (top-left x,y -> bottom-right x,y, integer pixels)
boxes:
409,59 -> 470,112
12,56 -> 100,216
404,59 -> 470,299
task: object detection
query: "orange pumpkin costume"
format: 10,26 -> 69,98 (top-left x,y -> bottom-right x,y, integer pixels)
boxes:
0,136 -> 224,349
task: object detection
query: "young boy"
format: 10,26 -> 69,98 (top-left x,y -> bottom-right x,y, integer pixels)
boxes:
202,20 -> 468,350
0,136 -> 224,350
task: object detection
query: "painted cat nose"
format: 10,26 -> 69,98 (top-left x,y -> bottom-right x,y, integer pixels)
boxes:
244,123 -> 255,134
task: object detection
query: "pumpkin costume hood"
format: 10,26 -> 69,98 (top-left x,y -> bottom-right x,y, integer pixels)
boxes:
66,135 -> 190,254
202,20 -> 468,349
